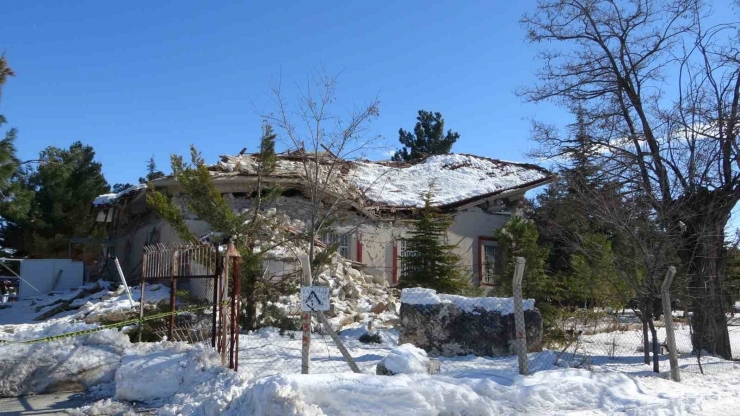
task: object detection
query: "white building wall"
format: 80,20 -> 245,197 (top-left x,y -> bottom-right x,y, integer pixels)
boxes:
110,199 -> 514,287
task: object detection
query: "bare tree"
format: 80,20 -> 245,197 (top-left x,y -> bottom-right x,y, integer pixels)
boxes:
264,70 -> 381,277
521,0 -> 739,358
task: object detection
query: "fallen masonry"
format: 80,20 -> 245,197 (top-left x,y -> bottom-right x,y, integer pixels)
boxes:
398,288 -> 543,357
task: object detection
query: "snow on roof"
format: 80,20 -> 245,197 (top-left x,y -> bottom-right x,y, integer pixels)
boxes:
93,184 -> 147,206
400,287 -> 534,315
351,154 -> 552,208
93,153 -> 554,210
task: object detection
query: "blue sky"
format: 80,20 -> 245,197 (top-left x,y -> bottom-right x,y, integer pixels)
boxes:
0,0 -> 568,186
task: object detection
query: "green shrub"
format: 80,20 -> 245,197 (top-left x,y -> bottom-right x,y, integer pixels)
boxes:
359,332 -> 382,344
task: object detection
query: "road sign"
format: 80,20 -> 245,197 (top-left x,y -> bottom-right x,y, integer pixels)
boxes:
301,286 -> 330,311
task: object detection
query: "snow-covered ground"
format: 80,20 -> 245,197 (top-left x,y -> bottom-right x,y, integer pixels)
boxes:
3,284 -> 740,415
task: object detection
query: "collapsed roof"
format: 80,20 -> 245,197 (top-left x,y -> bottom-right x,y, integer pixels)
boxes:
94,152 -> 556,212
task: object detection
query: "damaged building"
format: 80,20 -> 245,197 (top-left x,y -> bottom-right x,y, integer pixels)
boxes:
91,151 -> 556,287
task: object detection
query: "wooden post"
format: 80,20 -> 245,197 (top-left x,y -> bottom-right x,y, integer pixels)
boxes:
300,254 -> 312,374
169,249 -> 179,341
661,266 -> 680,382
315,310 -> 361,373
512,257 -> 529,375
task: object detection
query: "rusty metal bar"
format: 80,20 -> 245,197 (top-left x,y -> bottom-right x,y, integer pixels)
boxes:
169,248 -> 179,341
229,257 -> 237,370
212,243 -> 220,349
234,256 -> 241,372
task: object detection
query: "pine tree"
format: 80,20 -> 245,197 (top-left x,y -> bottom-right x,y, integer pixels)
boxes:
531,109 -> 624,310
392,110 -> 459,162
2,142 -> 110,259
139,156 -> 165,184
112,183 -> 134,193
0,54 -> 29,216
147,123 -> 293,330
398,188 -> 469,294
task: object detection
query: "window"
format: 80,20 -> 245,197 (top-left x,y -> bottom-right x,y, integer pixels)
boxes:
398,239 -> 418,277
481,241 -> 503,285
321,233 -> 350,258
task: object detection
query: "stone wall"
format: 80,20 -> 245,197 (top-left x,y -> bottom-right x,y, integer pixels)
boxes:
398,301 -> 543,357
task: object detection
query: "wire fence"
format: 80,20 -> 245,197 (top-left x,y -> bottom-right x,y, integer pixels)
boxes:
535,308 -> 740,376
232,261 -> 740,379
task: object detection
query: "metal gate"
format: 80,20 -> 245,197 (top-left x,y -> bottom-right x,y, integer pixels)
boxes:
141,243 -> 221,346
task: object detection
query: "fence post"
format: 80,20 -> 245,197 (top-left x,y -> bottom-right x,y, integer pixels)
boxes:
226,243 -> 241,371
661,266 -> 680,382
513,257 -> 529,375
300,254 -> 312,375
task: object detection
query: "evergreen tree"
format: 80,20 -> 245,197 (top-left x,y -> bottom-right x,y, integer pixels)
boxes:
2,142 -> 110,259
531,109 -> 624,310
139,156 -> 165,184
392,110 -> 459,162
148,123 -> 293,330
0,54 -> 31,229
494,216 -> 553,298
112,183 -> 134,193
398,187 -> 469,294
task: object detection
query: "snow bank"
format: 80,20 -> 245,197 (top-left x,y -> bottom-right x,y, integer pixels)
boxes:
380,344 -> 429,375
351,154 -> 549,207
400,287 -> 534,314
0,330 -> 130,397
115,344 -> 227,402
205,368 -> 719,415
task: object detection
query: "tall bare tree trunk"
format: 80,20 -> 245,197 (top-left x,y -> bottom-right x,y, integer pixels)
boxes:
675,190 -> 733,360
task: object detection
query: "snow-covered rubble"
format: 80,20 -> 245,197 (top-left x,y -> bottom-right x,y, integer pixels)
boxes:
264,252 -> 399,335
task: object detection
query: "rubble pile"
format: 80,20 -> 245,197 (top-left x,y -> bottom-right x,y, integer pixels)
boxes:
265,252 -> 399,335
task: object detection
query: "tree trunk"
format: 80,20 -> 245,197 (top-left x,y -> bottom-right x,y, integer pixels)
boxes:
641,303 -> 650,365
674,189 -> 733,360
648,319 -> 659,373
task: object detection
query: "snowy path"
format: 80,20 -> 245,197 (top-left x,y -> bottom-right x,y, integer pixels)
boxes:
0,392 -> 94,415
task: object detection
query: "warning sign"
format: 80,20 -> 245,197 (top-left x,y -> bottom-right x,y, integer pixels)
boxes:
301,286 -> 330,312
